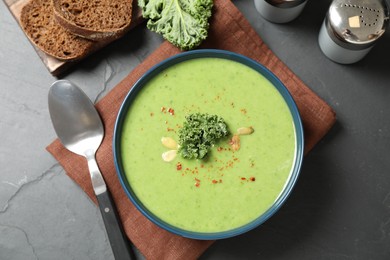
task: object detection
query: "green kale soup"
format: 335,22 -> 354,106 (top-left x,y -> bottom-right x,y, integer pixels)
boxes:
120,57 -> 297,233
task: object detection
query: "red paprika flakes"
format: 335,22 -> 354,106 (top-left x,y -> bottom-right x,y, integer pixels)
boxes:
168,108 -> 175,115
176,162 -> 182,171
194,178 -> 201,187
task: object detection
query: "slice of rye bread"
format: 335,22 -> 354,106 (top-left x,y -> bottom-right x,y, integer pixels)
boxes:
20,0 -> 94,61
52,0 -> 133,41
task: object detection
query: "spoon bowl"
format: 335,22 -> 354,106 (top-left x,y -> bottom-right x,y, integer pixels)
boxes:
48,80 -> 103,157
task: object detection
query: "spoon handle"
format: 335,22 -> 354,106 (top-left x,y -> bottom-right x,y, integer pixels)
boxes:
96,190 -> 136,260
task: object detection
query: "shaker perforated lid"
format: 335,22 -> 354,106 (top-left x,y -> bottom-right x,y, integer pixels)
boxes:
265,0 -> 307,8
326,0 -> 389,50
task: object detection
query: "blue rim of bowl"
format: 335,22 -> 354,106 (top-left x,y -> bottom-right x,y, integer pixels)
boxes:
113,49 -> 304,240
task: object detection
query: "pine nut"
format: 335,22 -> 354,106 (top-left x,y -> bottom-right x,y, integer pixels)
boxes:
162,150 -> 177,162
237,126 -> 254,135
161,137 -> 178,149
229,134 -> 240,151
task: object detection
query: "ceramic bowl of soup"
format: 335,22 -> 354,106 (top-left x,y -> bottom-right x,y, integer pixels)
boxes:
113,49 -> 304,240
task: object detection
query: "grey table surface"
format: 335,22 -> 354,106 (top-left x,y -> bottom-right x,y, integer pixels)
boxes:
1,0 -> 390,259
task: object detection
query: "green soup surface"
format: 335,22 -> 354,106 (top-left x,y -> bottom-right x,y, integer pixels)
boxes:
120,57 -> 296,233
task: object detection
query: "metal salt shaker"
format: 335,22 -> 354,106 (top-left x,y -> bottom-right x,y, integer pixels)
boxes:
318,0 -> 389,64
254,0 -> 308,23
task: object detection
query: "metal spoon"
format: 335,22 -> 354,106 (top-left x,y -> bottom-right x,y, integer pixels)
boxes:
48,80 -> 135,260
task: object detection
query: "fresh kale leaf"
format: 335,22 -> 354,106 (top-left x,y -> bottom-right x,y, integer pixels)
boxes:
138,0 -> 214,50
178,113 -> 229,159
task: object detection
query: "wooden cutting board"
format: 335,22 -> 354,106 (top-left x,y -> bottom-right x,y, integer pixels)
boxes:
3,0 -> 143,76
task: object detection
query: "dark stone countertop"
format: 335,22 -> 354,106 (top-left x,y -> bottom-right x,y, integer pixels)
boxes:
1,0 -> 390,259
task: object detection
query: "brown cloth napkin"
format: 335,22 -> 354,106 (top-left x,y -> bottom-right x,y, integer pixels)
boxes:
47,0 -> 336,259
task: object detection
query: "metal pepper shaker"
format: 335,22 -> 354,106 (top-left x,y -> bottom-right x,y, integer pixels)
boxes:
254,0 -> 308,23
318,0 -> 389,64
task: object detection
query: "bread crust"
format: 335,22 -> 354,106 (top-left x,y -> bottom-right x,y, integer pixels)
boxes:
52,0 -> 133,41
20,0 -> 94,61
